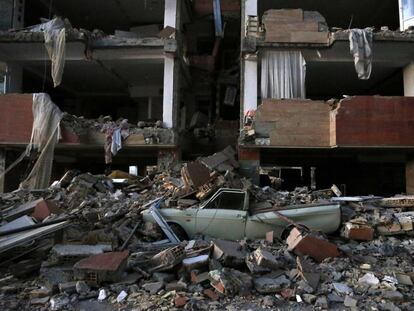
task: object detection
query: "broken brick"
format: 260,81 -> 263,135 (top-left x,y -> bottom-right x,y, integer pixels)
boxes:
343,223 -> 374,241
174,295 -> 189,308
286,228 -> 340,262
203,288 -> 220,301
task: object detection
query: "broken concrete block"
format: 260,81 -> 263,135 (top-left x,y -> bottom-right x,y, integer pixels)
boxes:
153,272 -> 176,283
382,290 -> 404,302
212,240 -> 247,267
165,280 -> 187,291
333,282 -> 353,295
344,295 -> 358,307
253,274 -> 290,293
252,248 -> 282,270
296,257 -> 320,291
29,287 -> 52,298
315,296 -> 329,309
377,223 -> 403,235
75,281 -> 90,295
209,268 -> 252,296
398,216 -> 413,231
142,281 -> 164,294
30,297 -> 50,305
116,290 -> 128,303
395,273 -> 413,286
50,244 -> 112,265
58,282 -> 77,294
190,271 -> 210,284
182,254 -> 209,271
73,251 -> 129,285
286,228 -> 340,262
342,222 -> 374,241
358,273 -> 379,286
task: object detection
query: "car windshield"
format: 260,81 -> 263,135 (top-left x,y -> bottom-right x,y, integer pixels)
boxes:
204,192 -> 245,210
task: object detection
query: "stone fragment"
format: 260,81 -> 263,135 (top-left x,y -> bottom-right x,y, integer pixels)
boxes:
253,275 -> 290,293
142,281 -> 164,294
358,273 -> 379,286
209,268 -> 252,296
333,282 -> 353,295
302,294 -> 317,304
212,240 -> 247,267
165,280 -> 187,292
116,290 -> 128,303
75,281 -> 90,295
58,282 -> 77,294
395,273 -> 413,286
30,297 -> 50,305
382,290 -> 404,302
50,296 -> 70,311
98,289 -> 107,301
344,295 -> 358,307
153,272 -> 176,283
252,248 -> 282,270
315,296 -> 328,309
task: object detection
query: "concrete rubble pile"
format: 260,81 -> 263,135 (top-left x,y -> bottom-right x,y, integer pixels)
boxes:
61,113 -> 175,145
0,149 -> 414,310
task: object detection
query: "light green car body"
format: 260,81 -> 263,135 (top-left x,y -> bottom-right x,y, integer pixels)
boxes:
142,188 -> 341,241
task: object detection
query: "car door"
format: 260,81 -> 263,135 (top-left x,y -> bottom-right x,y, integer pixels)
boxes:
194,190 -> 247,240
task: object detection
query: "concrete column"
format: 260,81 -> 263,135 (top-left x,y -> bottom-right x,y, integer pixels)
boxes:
242,54 -> 258,115
404,62 -> 414,96
4,62 -> 22,93
243,0 -> 258,37
238,148 -> 260,184
163,55 -> 175,128
162,0 -> 180,129
406,157 -> 414,194
12,0 -> 25,29
0,149 -> 5,193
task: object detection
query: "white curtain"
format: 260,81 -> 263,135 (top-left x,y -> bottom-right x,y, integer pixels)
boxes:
261,50 -> 306,99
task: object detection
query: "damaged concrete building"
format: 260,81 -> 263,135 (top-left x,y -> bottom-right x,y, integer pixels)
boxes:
240,0 -> 414,196
1,0 -> 414,198
3,1 -> 414,311
0,0 -> 241,191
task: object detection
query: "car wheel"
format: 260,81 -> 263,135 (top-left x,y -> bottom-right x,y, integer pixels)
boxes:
168,223 -> 189,241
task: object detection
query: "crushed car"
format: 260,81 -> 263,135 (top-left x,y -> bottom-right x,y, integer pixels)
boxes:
142,188 -> 341,240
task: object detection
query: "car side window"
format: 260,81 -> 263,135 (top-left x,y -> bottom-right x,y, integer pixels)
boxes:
204,192 -> 245,210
